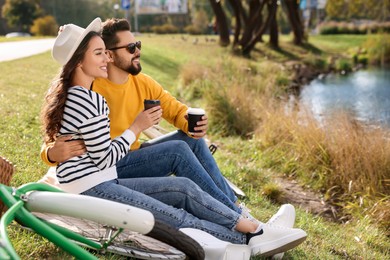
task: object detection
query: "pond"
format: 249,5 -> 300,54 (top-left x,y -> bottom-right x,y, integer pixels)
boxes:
299,68 -> 390,128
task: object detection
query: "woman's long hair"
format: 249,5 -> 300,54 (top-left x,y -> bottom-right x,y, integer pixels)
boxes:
41,31 -> 101,143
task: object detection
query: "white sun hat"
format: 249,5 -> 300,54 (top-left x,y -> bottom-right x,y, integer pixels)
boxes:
52,17 -> 102,65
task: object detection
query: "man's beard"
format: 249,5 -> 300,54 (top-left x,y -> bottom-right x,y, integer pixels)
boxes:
115,54 -> 142,75
127,62 -> 142,75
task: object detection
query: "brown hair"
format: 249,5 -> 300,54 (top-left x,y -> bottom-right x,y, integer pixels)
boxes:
101,18 -> 131,49
41,31 -> 101,143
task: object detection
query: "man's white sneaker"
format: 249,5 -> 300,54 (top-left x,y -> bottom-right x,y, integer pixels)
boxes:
247,224 -> 307,257
267,204 -> 296,227
267,204 -> 296,259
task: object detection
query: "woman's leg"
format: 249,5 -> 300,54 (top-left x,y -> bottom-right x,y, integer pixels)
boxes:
116,140 -> 240,213
81,178 -> 246,244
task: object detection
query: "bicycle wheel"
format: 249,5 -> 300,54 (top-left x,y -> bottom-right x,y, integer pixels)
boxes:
26,191 -> 204,259
33,212 -> 187,259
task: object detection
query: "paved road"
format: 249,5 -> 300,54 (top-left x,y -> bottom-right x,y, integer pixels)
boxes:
0,38 -> 55,62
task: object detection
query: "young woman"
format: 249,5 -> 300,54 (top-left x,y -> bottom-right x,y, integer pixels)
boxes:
40,18 -> 306,257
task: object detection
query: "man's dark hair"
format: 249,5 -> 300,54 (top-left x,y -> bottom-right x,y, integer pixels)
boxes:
102,18 -> 131,49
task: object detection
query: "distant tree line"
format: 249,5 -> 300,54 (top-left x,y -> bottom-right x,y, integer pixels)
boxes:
0,0 -> 119,35
1,0 -> 389,57
325,0 -> 389,22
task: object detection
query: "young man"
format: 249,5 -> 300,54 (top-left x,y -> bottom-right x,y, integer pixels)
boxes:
40,18 -> 305,256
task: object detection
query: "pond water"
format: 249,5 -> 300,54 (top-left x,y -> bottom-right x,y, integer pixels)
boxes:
299,68 -> 390,128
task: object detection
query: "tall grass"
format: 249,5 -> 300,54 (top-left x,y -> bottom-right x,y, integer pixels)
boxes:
179,58 -> 290,136
256,103 -> 390,228
179,46 -> 390,230
363,34 -> 390,65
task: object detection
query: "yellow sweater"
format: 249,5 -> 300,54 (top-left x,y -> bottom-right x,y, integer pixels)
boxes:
41,73 -> 189,166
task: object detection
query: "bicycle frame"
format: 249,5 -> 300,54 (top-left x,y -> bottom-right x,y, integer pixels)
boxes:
0,182 -> 155,260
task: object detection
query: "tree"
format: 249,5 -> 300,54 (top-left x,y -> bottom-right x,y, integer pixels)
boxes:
209,0 -> 305,57
2,0 -> 41,32
192,8 -> 209,34
30,15 -> 58,36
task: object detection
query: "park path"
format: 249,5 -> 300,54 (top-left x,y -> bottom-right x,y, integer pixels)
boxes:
0,38 -> 55,62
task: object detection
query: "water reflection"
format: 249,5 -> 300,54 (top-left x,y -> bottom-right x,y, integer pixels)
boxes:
299,69 -> 390,127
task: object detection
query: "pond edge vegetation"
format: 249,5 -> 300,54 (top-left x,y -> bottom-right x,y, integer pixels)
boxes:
178,33 -> 390,234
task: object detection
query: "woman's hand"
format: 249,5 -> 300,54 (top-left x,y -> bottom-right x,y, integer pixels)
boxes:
129,106 -> 162,135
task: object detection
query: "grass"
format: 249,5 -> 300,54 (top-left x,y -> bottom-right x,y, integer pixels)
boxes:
0,34 -> 389,259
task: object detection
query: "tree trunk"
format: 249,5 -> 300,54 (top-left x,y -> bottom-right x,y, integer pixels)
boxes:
209,0 -> 230,46
269,0 -> 279,48
242,0 -> 278,56
284,0 -> 304,45
239,0 -> 264,47
227,0 -> 246,47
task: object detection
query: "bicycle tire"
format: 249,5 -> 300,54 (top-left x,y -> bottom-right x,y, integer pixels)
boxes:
32,212 -> 187,260
146,219 -> 205,260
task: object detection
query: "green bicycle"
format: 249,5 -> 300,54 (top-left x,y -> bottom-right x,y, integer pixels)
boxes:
0,157 -> 204,260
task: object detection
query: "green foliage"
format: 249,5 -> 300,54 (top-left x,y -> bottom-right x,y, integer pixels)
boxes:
184,25 -> 202,35
363,34 -> 390,65
1,0 -> 42,31
191,8 -> 209,34
151,23 -> 179,34
335,58 -> 352,71
261,183 -> 283,202
30,15 -> 58,36
302,55 -> 328,70
325,0 -> 388,21
38,0 -> 116,29
319,21 -> 390,35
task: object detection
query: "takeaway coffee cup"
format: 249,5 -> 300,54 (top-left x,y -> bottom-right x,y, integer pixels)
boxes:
144,99 -> 160,110
187,108 -> 205,133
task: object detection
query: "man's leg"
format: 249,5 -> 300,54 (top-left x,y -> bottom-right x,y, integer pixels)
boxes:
116,140 -> 240,212
142,130 -> 238,204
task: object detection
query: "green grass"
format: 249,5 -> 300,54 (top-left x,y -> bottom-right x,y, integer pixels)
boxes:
1,34 -> 389,259
309,34 -> 368,53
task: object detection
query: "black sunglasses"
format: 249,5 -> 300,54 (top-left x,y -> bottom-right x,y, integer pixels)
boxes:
109,41 -> 141,54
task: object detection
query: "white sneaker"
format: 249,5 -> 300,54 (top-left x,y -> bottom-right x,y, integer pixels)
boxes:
267,204 -> 296,227
180,228 -> 251,260
267,204 -> 296,259
247,224 -> 307,257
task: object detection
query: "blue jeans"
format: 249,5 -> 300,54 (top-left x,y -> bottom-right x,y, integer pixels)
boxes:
116,130 -> 240,213
81,177 -> 246,244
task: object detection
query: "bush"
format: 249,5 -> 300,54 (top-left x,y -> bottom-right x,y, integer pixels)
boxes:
363,34 -> 390,65
318,21 -> 390,35
151,24 -> 179,34
335,58 -> 352,72
30,15 -> 58,36
184,25 -> 202,35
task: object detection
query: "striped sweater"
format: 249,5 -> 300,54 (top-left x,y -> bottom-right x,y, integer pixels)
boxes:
56,86 -> 135,194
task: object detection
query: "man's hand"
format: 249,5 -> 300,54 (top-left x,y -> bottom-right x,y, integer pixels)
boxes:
186,114 -> 208,139
47,135 -> 86,163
